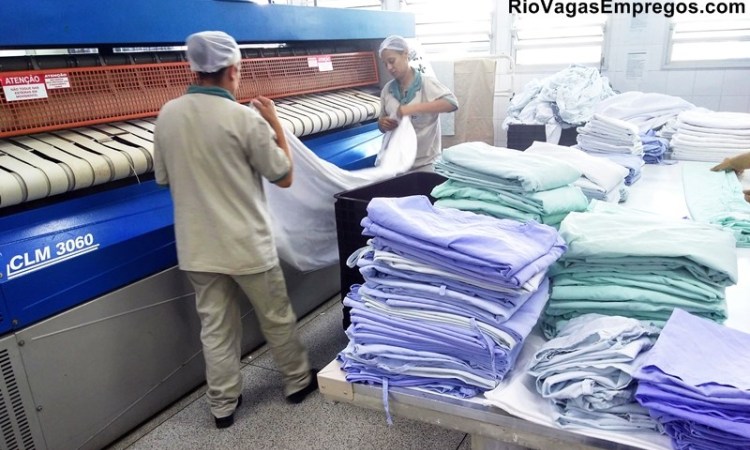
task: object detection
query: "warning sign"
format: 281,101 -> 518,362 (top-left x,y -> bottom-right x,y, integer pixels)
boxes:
1,73 -> 48,102
45,73 -> 70,89
317,56 -> 333,72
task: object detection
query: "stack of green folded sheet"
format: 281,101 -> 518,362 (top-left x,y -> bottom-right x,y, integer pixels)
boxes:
543,200 -> 738,337
432,142 -> 589,227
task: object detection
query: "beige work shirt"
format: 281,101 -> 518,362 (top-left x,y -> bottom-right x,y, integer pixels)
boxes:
154,86 -> 290,274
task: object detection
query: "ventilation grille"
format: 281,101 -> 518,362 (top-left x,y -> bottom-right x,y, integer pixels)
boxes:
0,52 -> 379,138
0,349 -> 36,450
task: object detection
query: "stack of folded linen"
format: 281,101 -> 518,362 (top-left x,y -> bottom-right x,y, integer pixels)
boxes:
577,114 -> 644,156
593,91 -> 695,134
682,161 -> 750,247
338,195 -> 566,399
528,314 -> 661,432
576,114 -> 646,185
671,109 -> 750,162
543,200 -> 737,338
429,142 -> 589,227
634,309 -> 750,449
524,141 -> 628,203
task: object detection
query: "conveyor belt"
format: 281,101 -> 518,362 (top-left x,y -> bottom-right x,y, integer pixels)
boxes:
0,89 -> 381,208
275,89 -> 380,137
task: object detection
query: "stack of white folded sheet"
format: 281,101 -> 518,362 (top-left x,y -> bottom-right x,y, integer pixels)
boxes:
593,91 -> 695,134
429,142 -> 589,227
524,141 -> 628,203
634,309 -> 750,449
671,109 -> 750,162
577,114 -> 644,156
576,114 -> 645,186
543,200 -> 737,338
682,161 -> 750,247
528,314 -> 661,432
338,195 -> 567,401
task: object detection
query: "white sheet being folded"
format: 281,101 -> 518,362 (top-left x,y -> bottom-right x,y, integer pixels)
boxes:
265,117 -> 417,271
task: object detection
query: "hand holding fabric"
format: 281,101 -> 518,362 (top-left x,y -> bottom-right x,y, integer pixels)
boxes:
710,152 -> 750,175
251,96 -> 280,125
378,116 -> 399,132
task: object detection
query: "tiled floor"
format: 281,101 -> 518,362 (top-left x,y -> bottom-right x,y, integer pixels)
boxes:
107,295 -> 471,450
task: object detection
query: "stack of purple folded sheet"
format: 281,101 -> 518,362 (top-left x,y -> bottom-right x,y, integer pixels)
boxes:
634,308 -> 750,449
338,195 -> 567,399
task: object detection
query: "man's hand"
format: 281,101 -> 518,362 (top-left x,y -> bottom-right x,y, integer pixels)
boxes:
711,152 -> 750,176
744,189 -> 750,203
251,96 -> 279,124
378,116 -> 398,132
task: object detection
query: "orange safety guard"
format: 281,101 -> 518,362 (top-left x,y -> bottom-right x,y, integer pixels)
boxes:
0,52 -> 379,138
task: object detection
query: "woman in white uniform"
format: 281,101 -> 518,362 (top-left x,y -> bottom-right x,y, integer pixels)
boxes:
377,35 -> 458,171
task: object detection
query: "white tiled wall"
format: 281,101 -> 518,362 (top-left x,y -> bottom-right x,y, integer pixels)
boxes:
492,13 -> 750,146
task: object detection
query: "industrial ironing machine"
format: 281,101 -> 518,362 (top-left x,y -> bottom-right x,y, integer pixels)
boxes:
0,2 -> 413,448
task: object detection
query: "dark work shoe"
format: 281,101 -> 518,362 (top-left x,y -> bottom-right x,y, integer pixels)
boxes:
286,370 -> 319,404
214,394 -> 243,429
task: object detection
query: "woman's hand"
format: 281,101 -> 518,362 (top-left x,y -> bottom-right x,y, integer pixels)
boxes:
711,153 -> 750,176
378,116 -> 399,132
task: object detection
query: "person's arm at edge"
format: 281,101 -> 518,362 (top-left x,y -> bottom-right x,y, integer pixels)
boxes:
711,151 -> 750,175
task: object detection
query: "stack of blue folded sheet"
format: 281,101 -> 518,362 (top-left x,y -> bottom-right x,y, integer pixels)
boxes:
634,309 -> 750,449
338,195 -> 567,399
640,129 -> 669,164
528,314 -> 661,432
430,142 -> 589,227
543,200 -> 737,338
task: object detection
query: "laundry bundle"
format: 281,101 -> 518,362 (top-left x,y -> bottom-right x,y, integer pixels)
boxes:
670,109 -> 750,162
682,161 -> 750,247
524,141 -> 628,203
430,142 -> 589,227
634,309 -> 750,449
338,195 -> 566,402
543,200 -> 737,338
528,314 -> 661,432
504,65 -> 616,129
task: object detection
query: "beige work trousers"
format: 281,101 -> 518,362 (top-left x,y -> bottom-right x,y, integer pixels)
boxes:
186,265 -> 311,418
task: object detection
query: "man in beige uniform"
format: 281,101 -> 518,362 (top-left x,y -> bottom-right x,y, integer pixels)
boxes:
153,31 -> 317,429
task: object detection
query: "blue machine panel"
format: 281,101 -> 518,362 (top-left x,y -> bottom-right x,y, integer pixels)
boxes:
304,122 -> 382,170
0,0 -> 415,47
0,125 -> 385,333
0,181 -> 177,333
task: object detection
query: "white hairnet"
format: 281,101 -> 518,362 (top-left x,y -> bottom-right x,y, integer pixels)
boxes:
186,31 -> 241,73
378,35 -> 409,58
